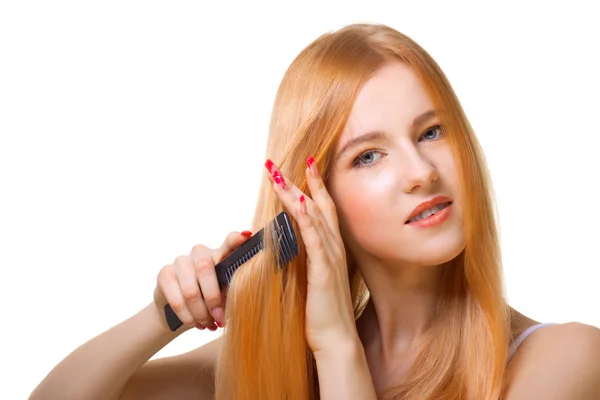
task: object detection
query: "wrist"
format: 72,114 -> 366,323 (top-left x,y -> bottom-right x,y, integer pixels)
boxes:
146,301 -> 191,339
313,335 -> 377,399
312,335 -> 364,363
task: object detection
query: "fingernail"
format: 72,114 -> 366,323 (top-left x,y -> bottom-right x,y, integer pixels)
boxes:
299,195 -> 307,214
273,172 -> 286,189
207,323 -> 218,331
211,307 -> 224,326
307,156 -> 318,178
265,159 -> 275,173
240,230 -> 252,237
196,323 -> 206,330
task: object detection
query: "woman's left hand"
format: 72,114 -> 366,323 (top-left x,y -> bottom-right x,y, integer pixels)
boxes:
265,157 -> 360,358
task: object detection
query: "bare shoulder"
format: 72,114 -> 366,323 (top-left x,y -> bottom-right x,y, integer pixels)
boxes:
504,322 -> 600,399
119,337 -> 221,400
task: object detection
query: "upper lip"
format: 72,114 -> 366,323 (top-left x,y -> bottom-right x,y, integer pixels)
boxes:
406,195 -> 452,223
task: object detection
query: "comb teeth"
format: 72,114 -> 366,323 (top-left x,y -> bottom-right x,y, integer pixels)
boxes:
216,211 -> 298,286
225,242 -> 263,283
274,222 -> 295,266
280,223 -> 295,260
163,211 -> 299,331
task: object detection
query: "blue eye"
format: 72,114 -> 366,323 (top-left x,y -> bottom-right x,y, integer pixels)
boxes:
419,125 -> 444,141
351,125 -> 444,169
352,150 -> 383,168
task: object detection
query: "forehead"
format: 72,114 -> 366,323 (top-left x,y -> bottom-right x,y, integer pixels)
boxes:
338,62 -> 434,145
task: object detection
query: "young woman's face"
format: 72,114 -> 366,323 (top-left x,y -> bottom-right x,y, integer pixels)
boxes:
328,61 -> 465,267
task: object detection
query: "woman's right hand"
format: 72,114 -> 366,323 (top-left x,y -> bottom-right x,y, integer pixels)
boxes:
153,230 -> 253,332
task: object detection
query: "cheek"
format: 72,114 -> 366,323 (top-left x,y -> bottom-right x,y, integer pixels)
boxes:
439,151 -> 462,207
331,170 -> 396,237
434,150 -> 465,234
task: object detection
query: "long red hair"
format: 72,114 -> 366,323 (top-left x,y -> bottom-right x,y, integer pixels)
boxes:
215,23 -> 510,399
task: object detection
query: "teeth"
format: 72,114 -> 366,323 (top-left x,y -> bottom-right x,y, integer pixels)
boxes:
408,202 -> 450,223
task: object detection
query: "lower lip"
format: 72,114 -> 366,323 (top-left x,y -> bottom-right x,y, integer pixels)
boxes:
406,203 -> 452,228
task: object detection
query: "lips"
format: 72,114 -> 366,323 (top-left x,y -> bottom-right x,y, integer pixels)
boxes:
405,195 -> 452,224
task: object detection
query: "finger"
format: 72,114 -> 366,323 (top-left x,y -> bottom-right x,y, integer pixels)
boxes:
296,194 -> 332,274
301,192 -> 341,256
264,159 -> 305,198
173,256 -> 215,327
305,156 -> 341,237
265,160 -> 336,253
265,158 -> 335,240
194,255 -> 226,327
213,230 -> 253,264
158,264 -> 195,326
195,322 -> 206,330
201,231 -> 253,327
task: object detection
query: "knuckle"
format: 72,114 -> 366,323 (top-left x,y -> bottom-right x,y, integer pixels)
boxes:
157,266 -> 167,281
203,293 -> 222,307
314,177 -> 325,190
315,216 -> 326,231
181,287 -> 201,302
326,199 -> 337,213
192,243 -> 208,254
303,214 -> 315,228
173,255 -> 188,268
304,197 -> 314,210
331,241 -> 343,258
226,230 -> 241,243
157,265 -> 173,284
170,301 -> 185,314
194,257 -> 214,272
310,236 -> 324,251
317,239 -> 325,251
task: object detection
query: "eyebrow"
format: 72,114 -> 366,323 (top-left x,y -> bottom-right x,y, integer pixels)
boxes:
336,109 -> 438,159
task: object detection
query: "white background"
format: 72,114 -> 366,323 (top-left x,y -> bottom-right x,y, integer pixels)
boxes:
1,1 -> 599,398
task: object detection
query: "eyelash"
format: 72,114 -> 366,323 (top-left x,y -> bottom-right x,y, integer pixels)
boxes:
351,124 -> 444,169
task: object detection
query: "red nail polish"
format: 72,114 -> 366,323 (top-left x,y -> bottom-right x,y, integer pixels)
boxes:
273,174 -> 286,188
265,159 -> 275,173
307,156 -> 315,168
300,195 -> 305,203
241,230 -> 252,237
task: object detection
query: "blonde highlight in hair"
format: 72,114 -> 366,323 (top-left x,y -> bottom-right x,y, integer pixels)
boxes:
214,23 -> 510,400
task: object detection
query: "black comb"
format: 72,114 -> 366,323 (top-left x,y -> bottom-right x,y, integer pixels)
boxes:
163,211 -> 298,331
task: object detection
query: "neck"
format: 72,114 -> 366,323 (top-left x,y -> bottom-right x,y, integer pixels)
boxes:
356,261 -> 447,359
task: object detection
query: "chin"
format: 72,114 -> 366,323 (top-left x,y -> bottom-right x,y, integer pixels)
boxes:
343,215 -> 466,267
413,243 -> 465,267
422,236 -> 465,266
379,231 -> 466,267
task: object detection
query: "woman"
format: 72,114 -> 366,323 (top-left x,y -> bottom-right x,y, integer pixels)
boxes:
30,23 -> 600,400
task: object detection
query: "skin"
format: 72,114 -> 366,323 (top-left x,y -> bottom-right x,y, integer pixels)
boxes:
134,60 -> 598,398
327,61 -> 468,387
30,61 -> 600,400
327,60 -> 468,387
328,61 -> 465,356
265,60 -> 600,397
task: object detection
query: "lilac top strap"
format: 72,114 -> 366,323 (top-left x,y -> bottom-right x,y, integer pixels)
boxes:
507,322 -> 558,362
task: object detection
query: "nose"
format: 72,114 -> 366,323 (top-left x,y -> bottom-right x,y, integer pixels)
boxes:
401,147 -> 438,193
